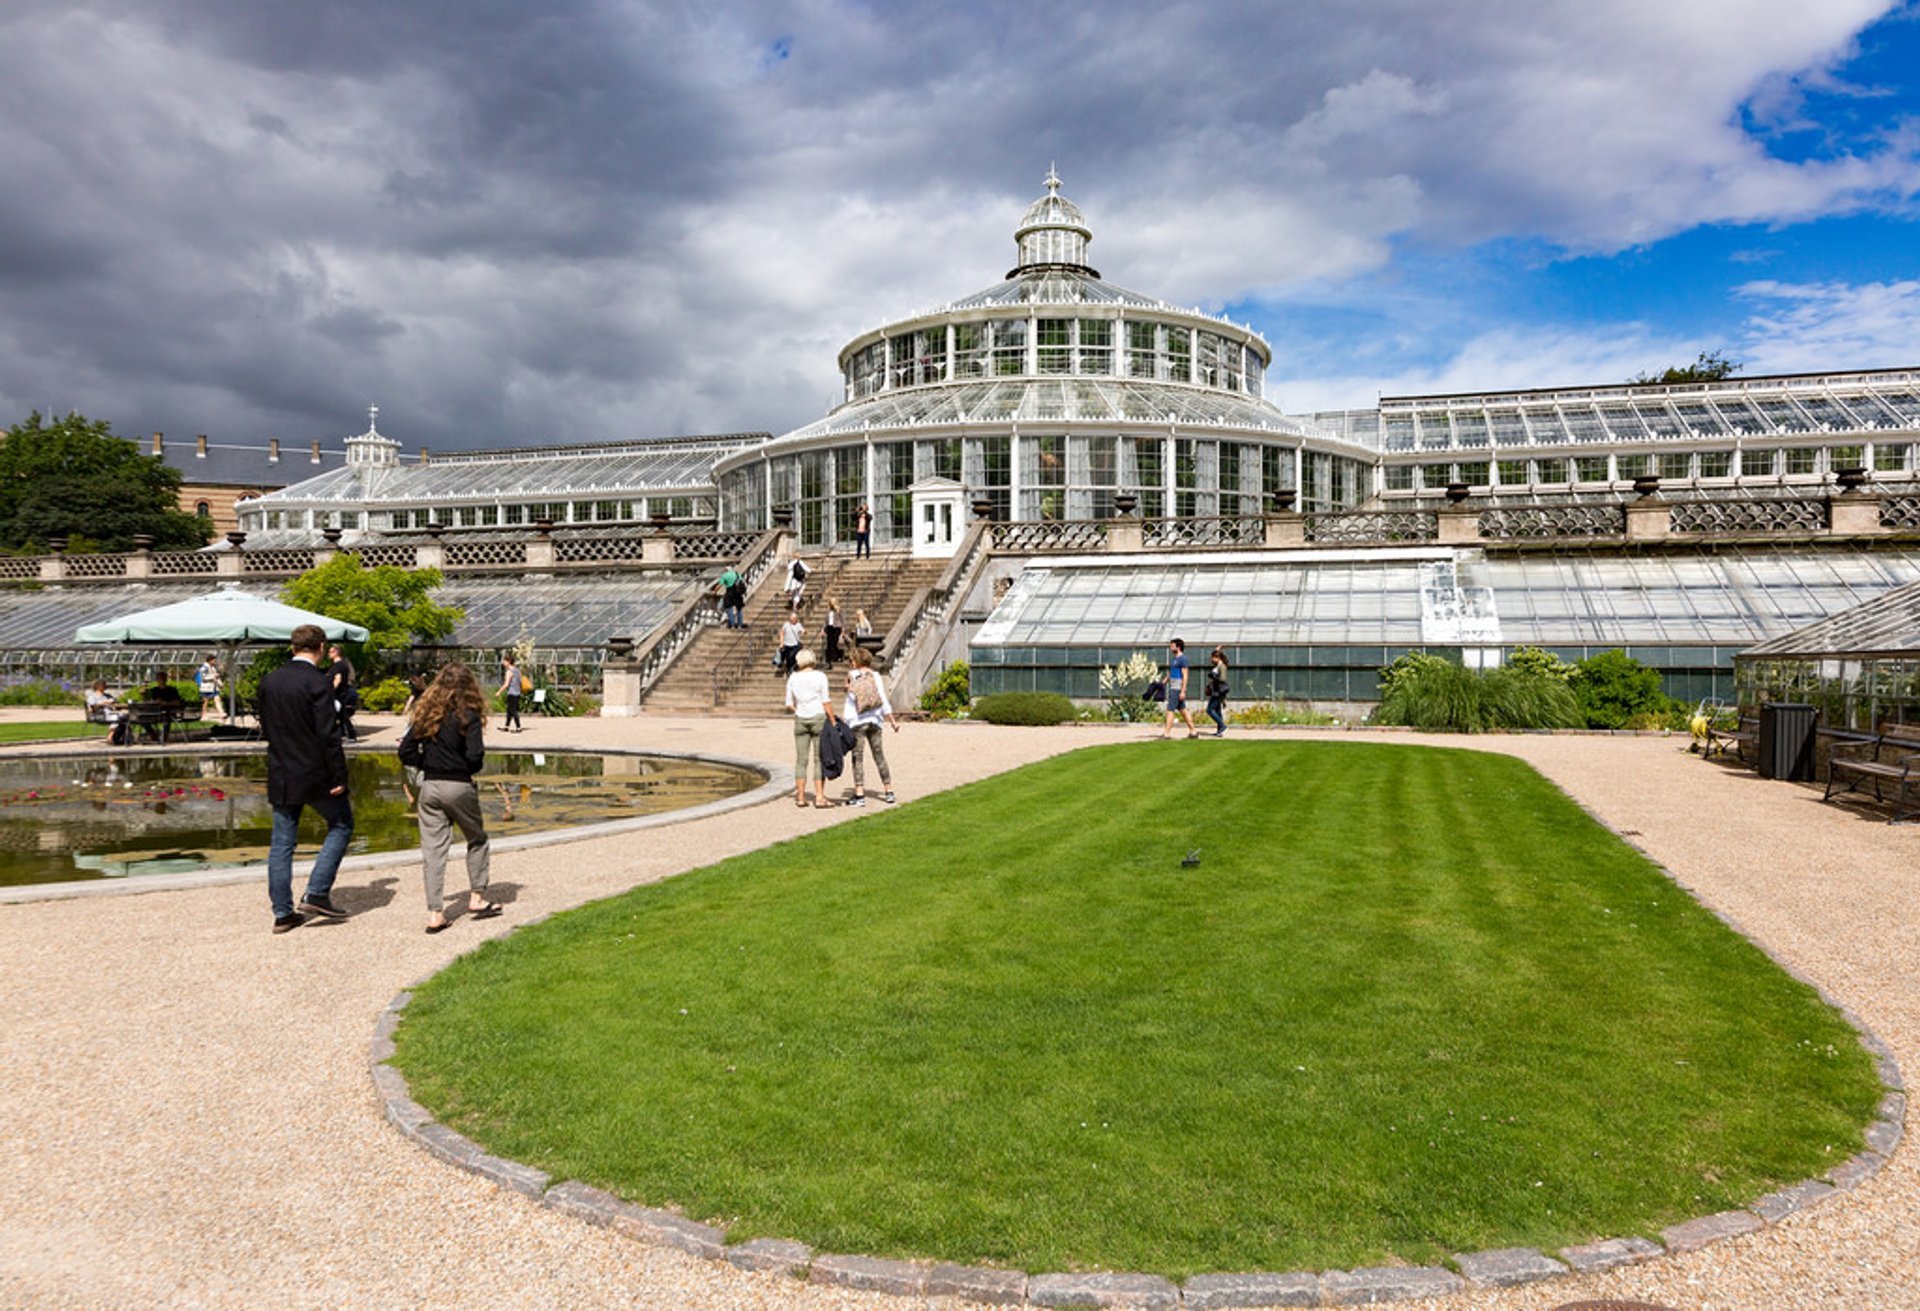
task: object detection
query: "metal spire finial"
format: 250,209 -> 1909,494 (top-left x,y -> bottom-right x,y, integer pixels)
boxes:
1045,163 -> 1061,194
368,404 -> 380,434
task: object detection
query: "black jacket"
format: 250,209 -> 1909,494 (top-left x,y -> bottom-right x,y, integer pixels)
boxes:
399,711 -> 485,782
258,657 -> 348,805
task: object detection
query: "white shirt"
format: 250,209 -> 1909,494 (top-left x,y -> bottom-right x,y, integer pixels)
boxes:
786,669 -> 831,718
780,619 -> 803,647
842,669 -> 893,728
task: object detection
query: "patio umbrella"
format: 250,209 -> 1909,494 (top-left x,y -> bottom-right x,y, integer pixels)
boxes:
76,588 -> 370,721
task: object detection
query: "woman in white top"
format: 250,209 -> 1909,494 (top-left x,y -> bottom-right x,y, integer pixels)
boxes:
840,646 -> 900,806
783,648 -> 837,808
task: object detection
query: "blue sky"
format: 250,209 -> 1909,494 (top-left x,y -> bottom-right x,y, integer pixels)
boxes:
0,1 -> 1916,447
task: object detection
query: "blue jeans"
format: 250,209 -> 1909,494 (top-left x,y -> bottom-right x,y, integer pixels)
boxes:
268,794 -> 354,918
723,604 -> 743,628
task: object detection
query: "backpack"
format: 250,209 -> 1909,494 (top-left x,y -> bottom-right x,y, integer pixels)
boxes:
850,669 -> 883,713
790,559 -> 809,582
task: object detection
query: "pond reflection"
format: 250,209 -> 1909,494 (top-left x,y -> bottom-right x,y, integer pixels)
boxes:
0,751 -> 760,886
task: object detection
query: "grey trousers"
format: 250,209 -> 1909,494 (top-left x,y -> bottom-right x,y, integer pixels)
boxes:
417,778 -> 491,913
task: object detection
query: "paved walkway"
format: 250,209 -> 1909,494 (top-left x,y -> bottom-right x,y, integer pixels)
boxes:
1,713 -> 1915,1309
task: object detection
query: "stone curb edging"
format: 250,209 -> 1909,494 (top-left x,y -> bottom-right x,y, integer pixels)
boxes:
368,784 -> 1909,1308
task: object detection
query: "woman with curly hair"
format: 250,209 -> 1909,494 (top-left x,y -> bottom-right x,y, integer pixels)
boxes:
397,663 -> 502,933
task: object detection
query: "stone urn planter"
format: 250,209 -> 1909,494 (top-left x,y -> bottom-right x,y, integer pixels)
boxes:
1632,474 -> 1662,499
1444,483 -> 1471,505
1113,492 -> 1139,516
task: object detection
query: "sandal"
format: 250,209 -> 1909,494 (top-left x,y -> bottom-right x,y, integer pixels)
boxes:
426,919 -> 451,934
469,901 -> 504,920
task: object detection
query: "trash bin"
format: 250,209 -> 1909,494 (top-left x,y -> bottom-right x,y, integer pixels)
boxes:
1758,702 -> 1818,781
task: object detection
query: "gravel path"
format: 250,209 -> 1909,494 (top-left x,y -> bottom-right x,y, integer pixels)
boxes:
1,714 -> 1915,1309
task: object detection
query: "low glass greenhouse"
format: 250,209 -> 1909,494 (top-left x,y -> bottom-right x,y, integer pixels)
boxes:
1735,577 -> 1920,730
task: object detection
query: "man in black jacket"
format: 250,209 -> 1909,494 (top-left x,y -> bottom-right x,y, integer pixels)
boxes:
258,624 -> 354,933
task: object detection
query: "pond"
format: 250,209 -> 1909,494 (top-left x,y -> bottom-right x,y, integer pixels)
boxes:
0,750 -> 762,887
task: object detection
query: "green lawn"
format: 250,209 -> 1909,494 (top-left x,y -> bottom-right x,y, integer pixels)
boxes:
0,721 -> 107,744
394,741 -> 1878,1275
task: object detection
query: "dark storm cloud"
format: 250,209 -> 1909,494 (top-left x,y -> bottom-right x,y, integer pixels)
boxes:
0,1 -> 1911,453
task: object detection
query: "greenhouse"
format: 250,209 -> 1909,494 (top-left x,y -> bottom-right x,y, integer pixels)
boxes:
714,170 -> 1378,545
233,412 -> 760,544
1736,576 -> 1920,730
968,543 -> 1920,705
0,573 -> 703,686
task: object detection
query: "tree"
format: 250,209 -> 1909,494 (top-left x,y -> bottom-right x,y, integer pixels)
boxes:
0,411 -> 210,553
1629,351 -> 1742,386
280,555 -> 465,673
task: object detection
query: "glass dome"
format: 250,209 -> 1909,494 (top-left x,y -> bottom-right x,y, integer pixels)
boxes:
1012,166 -> 1096,275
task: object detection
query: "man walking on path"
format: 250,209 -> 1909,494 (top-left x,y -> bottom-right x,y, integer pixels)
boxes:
258,624 -> 354,933
1161,636 -> 1200,739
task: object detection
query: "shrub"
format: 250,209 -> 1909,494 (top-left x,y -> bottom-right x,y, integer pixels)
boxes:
972,691 -> 1077,725
919,661 -> 971,719
1377,651 -> 1452,701
1227,700 -> 1339,726
359,676 -> 412,713
1375,657 -> 1581,733
0,678 -> 83,706
1506,645 -> 1574,682
1570,649 -> 1675,729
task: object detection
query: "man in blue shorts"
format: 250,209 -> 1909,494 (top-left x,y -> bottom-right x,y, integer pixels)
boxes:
1161,637 -> 1199,739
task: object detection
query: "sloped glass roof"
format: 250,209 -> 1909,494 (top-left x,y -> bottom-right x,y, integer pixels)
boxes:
1373,374 -> 1920,453
6,574 -> 701,656
248,439 -> 754,506
1740,576 -> 1920,659
970,547 -> 1920,650
787,379 -> 1310,442
945,272 -> 1173,310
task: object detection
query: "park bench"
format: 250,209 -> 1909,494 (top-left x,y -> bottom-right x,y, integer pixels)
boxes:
1823,725 -> 1920,824
1705,714 -> 1759,765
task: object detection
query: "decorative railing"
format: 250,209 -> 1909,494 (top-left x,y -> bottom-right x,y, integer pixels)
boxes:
1478,504 -> 1625,540
150,551 -> 219,576
1670,498 -> 1829,535
351,544 -> 421,568
0,556 -> 40,580
1304,510 -> 1439,544
990,520 -> 1108,552
63,553 -> 127,578
243,548 -> 316,574
673,530 -> 761,560
883,521 -> 993,697
555,533 -> 649,564
1143,515 -> 1266,548
1882,495 -> 1920,531
445,538 -> 528,569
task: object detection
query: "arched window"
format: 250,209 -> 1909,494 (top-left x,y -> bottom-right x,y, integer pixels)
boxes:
195,501 -> 212,518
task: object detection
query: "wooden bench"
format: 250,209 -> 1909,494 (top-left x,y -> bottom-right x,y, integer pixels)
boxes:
1824,726 -> 1920,824
1705,714 -> 1759,764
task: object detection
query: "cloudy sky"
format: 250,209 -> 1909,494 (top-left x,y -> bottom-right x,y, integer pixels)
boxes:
2,1 -> 1917,452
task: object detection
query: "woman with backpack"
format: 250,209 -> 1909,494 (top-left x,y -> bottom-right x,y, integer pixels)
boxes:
1204,646 -> 1231,737
398,663 -> 503,934
841,646 -> 900,806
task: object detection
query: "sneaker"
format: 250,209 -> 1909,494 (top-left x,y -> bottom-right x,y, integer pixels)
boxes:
882,791 -> 897,804
847,794 -> 866,807
298,894 -> 349,920
272,913 -> 305,934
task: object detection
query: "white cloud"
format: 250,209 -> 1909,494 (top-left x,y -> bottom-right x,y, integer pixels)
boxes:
1734,278 -> 1920,372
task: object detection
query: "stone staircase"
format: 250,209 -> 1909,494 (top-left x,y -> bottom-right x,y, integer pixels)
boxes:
642,550 -> 946,715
